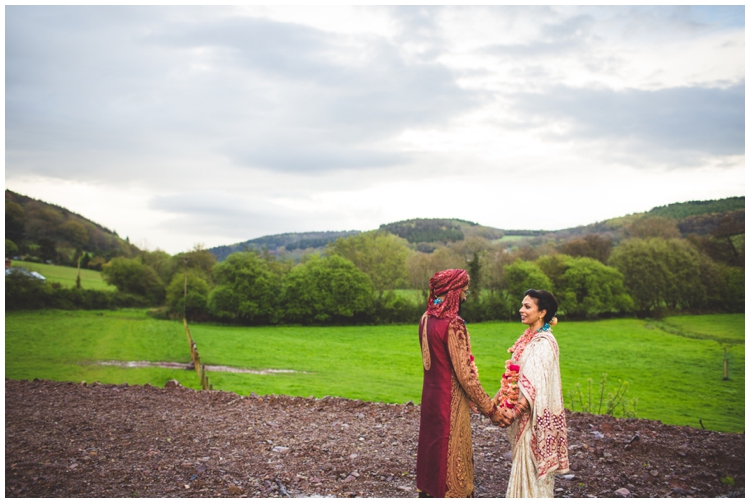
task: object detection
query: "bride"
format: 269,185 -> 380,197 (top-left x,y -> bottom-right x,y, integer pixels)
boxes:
494,289 -> 569,497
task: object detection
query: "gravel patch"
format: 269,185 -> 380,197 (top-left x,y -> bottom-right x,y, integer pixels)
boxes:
5,378 -> 744,498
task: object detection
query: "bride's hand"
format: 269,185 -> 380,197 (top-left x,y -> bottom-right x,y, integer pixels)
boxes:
492,389 -> 503,402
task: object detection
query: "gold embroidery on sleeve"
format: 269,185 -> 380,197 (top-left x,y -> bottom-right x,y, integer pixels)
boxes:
420,313 -> 431,371
446,320 -> 493,416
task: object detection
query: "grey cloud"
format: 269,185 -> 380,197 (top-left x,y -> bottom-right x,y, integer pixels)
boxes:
224,142 -> 409,171
149,191 -> 298,238
151,16 -> 479,170
480,6 -> 743,60
510,83 -> 744,158
6,7 -> 481,180
482,13 -> 596,58
148,190 -> 357,240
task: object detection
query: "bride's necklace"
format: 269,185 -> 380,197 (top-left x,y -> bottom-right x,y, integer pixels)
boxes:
496,323 -> 550,409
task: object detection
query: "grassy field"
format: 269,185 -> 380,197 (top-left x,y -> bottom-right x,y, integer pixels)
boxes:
659,314 -> 745,343
4,311 -> 744,432
9,260 -> 115,291
492,235 -> 531,244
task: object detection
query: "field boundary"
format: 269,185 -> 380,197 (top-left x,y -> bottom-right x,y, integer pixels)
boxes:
647,320 -> 740,345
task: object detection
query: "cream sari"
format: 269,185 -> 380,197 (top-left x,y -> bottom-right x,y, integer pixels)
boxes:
506,331 -> 569,498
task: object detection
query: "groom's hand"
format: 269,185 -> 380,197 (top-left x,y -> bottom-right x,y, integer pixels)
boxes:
490,408 -> 509,427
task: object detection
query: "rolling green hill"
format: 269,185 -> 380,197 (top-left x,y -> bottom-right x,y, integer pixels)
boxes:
648,196 -> 744,219
208,196 -> 743,260
209,230 -> 361,262
5,189 -> 139,264
540,196 -> 745,242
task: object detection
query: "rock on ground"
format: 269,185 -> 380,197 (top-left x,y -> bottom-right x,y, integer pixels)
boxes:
5,378 -> 745,498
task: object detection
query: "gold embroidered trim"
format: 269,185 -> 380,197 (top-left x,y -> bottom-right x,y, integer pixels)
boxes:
445,374 -> 473,498
420,313 -> 431,371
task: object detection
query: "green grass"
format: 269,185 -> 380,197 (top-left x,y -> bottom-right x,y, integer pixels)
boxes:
661,314 -> 745,343
4,311 -> 744,432
10,260 -> 115,291
393,289 -> 424,301
492,235 -> 530,244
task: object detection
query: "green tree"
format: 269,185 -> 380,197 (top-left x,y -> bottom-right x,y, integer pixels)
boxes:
711,212 -> 745,265
406,246 -> 465,290
37,238 -> 57,263
207,252 -> 280,324
5,239 -> 18,258
608,238 -> 702,312
536,254 -> 572,287
165,271 -> 211,321
558,235 -> 613,263
101,257 -> 165,304
171,245 -> 218,283
542,256 -> 633,318
448,236 -> 491,290
142,245 -> 219,286
5,201 -> 25,243
282,255 -> 374,324
60,220 -> 89,248
720,266 -> 745,313
80,252 -> 91,269
328,231 -> 409,295
502,260 -> 553,302
623,216 -> 681,239
140,250 -> 174,284
482,244 -> 516,295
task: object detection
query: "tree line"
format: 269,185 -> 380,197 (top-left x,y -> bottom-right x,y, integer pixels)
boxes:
38,214 -> 741,324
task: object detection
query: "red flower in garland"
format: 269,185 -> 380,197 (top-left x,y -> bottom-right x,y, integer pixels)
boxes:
494,326 -> 549,410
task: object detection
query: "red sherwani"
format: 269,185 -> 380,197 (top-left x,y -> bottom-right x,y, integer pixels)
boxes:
416,314 -> 495,498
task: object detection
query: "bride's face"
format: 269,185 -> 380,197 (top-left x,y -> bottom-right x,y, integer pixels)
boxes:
519,295 -> 545,326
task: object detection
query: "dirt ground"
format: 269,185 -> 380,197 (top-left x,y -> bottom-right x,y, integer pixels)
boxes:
5,378 -> 745,498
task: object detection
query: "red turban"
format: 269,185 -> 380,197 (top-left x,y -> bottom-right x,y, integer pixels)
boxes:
426,269 -> 469,319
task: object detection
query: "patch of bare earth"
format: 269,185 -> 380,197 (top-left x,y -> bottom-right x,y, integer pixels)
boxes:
5,378 -> 744,498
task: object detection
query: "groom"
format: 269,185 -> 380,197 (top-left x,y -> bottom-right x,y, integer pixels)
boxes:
416,269 -> 502,498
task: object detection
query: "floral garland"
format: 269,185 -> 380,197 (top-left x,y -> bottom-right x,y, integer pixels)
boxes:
496,323 -> 550,409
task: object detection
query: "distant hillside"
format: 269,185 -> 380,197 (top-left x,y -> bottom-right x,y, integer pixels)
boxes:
545,196 -> 745,241
380,218 -> 504,246
208,196 -> 745,260
647,196 -> 744,219
209,230 -> 361,262
5,189 -> 139,263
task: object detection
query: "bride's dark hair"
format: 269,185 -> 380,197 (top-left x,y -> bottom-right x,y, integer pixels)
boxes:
524,289 -> 558,324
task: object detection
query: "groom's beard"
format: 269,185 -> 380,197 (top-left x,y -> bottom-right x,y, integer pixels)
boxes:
458,298 -> 465,317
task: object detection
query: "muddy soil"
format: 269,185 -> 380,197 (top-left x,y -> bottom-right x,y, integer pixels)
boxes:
5,379 -> 744,498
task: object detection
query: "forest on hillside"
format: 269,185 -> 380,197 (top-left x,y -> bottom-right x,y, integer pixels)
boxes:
5,190 -> 139,269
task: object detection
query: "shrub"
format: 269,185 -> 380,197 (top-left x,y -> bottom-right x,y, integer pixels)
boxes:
502,259 -> 553,302
282,255 -> 374,324
165,272 -> 211,321
5,271 -> 148,311
328,231 -> 410,294
370,291 -> 423,324
459,291 -> 516,323
207,252 -> 280,324
101,257 -> 165,304
5,239 -> 18,257
609,238 -> 703,313
538,255 -> 633,318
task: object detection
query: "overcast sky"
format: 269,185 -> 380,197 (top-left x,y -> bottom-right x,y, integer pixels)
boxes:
6,6 -> 745,254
